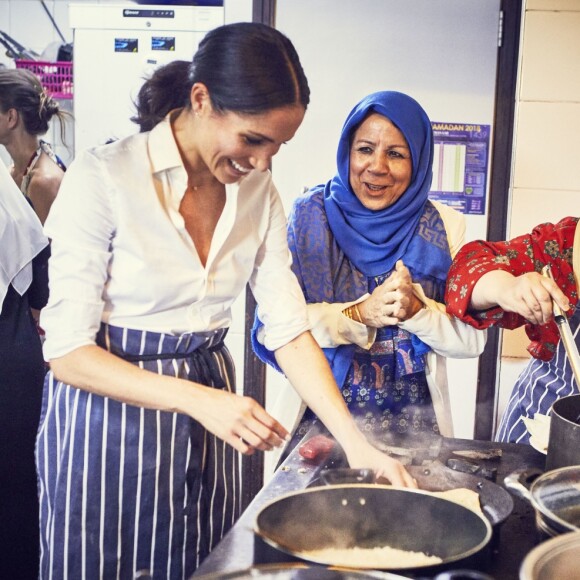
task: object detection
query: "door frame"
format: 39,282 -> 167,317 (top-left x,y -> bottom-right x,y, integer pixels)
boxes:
474,0 -> 522,440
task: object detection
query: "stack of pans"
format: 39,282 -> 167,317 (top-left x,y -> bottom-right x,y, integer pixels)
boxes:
504,465 -> 580,538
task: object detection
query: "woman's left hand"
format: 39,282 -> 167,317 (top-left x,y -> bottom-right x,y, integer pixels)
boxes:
358,260 -> 423,327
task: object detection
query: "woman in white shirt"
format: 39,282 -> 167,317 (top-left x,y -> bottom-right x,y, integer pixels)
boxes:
38,23 -> 415,579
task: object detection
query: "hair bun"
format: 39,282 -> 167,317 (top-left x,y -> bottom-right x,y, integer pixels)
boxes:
40,92 -> 60,120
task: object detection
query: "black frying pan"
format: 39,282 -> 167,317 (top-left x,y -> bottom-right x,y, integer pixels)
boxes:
406,461 -> 514,528
253,484 -> 492,573
309,463 -> 514,528
193,563 -> 410,579
193,564 -> 494,580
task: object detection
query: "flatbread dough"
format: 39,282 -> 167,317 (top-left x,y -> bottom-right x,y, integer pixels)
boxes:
429,487 -> 484,517
300,545 -> 443,569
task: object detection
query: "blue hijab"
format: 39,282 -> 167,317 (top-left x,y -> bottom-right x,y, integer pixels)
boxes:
324,91 -> 437,277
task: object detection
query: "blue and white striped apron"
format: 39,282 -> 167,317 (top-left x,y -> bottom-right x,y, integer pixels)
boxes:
496,306 -> 580,444
36,324 -> 240,580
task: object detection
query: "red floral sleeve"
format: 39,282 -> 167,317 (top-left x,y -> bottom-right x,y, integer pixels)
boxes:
445,217 -> 579,360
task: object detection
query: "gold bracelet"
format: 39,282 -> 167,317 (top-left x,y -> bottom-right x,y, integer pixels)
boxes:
343,304 -> 363,324
353,303 -> 363,323
342,306 -> 353,320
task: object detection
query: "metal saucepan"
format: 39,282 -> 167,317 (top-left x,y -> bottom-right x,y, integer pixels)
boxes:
253,484 -> 492,573
546,394 -> 580,471
504,466 -> 580,537
519,531 -> 580,580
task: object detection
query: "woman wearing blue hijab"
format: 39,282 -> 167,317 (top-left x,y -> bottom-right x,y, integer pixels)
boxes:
253,91 -> 485,448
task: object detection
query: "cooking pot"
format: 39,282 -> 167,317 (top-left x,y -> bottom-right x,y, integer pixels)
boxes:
504,466 -> 580,537
546,394 -> 580,471
253,484 -> 492,573
519,531 -> 580,580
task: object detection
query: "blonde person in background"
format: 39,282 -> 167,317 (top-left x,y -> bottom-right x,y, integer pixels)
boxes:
0,68 -> 68,224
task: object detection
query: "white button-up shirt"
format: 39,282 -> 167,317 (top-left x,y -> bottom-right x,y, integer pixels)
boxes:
41,116 -> 310,359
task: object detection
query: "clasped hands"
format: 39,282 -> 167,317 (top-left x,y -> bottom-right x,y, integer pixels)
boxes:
357,260 -> 423,328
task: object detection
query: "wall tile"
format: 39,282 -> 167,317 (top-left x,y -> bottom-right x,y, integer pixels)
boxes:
509,187 -> 580,237
502,327 -> 531,359
519,11 -> 580,102
513,101 -> 580,191
526,0 -> 580,11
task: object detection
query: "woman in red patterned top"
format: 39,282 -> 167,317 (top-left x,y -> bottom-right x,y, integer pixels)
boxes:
445,217 -> 579,443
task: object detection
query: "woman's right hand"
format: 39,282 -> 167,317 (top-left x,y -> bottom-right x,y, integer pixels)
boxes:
188,386 -> 289,455
476,271 -> 570,325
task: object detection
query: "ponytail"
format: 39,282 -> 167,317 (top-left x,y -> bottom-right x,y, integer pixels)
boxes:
131,60 -> 192,133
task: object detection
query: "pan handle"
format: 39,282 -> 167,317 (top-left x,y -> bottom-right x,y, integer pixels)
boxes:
503,468 -> 543,500
319,467 -> 376,485
434,571 -> 495,580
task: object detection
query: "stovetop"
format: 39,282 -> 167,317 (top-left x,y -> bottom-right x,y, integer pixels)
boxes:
193,423 -> 547,580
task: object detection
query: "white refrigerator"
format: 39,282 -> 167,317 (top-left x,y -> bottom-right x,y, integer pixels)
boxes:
69,3 -> 224,154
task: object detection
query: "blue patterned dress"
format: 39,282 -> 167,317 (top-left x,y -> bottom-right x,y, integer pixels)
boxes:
259,193 -> 449,449
342,274 -> 438,437
253,91 -> 455,450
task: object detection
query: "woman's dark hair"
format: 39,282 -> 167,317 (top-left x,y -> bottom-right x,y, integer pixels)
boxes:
132,22 -> 310,132
0,69 -> 70,141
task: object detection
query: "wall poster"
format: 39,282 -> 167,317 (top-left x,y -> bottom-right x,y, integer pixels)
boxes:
428,122 -> 490,215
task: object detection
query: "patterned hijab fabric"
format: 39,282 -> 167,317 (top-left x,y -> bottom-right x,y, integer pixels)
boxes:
324,90 -> 447,278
